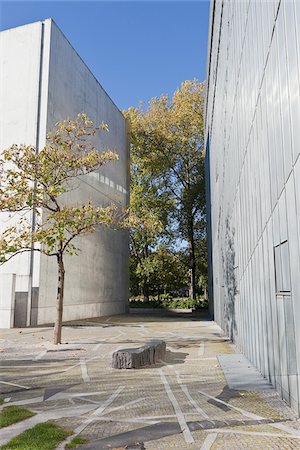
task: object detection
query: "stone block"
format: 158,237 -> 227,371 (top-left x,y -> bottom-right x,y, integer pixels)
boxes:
112,340 -> 166,369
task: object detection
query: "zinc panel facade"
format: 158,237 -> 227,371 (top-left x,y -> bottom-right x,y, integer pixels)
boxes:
206,0 -> 300,412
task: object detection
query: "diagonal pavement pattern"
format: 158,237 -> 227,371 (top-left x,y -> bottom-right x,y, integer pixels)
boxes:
0,312 -> 300,449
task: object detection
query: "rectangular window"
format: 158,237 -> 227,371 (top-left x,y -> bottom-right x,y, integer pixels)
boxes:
274,240 -> 291,293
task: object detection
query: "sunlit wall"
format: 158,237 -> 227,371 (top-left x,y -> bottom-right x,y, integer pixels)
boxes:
0,19 -> 129,327
206,0 -> 300,413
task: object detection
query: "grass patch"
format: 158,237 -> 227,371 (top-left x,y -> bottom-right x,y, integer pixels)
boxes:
0,421 -> 72,450
0,406 -> 35,428
0,398 -> 4,405
65,436 -> 89,449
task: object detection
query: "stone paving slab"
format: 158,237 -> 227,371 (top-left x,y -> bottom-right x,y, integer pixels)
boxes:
217,354 -> 274,391
1,312 -> 300,449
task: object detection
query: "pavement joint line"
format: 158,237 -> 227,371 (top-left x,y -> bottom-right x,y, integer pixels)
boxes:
127,414 -> 198,420
92,342 -> 104,352
159,360 -> 172,369
0,381 -> 30,389
200,432 -> 218,450
80,357 -> 90,383
62,355 -> 99,374
94,416 -> 159,425
2,396 -> 44,407
0,364 -> 61,369
175,357 -> 217,361
198,389 -> 300,437
159,368 -> 194,444
198,389 -> 260,420
137,330 -> 149,336
198,341 -> 205,356
7,361 -> 88,380
139,325 -> 150,334
175,370 -> 209,419
77,397 -> 101,405
48,391 -> 105,401
206,428 -> 300,439
180,385 -> 209,419
92,332 -> 124,352
103,397 -> 146,415
271,422 -> 300,436
58,385 -> 125,449
33,350 -> 48,360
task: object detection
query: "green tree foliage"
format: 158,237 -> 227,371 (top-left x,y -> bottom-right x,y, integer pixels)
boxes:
125,107 -> 174,299
196,236 -> 208,296
126,80 -> 206,298
130,247 -> 188,298
0,114 -> 122,344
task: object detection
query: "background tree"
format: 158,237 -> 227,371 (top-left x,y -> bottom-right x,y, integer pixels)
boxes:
196,236 -> 208,297
125,107 -> 174,300
130,246 -> 188,298
0,114 -> 121,344
147,248 -> 188,297
127,80 -> 206,299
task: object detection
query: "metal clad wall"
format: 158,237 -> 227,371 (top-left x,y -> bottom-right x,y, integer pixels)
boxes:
205,0 -> 300,413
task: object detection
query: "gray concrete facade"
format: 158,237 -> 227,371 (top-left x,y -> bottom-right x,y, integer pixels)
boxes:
205,0 -> 300,413
0,19 -> 129,327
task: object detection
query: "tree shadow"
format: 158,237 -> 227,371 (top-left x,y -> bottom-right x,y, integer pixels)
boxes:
222,217 -> 237,341
63,310 -> 212,329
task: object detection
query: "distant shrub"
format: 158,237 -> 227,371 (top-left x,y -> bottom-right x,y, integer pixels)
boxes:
160,293 -> 173,301
129,296 -> 208,310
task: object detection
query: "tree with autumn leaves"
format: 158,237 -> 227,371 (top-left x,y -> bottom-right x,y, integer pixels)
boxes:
126,80 -> 206,299
0,114 -> 122,344
0,79 -> 207,344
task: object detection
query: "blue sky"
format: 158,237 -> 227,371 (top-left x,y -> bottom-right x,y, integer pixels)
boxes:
0,1 -> 210,110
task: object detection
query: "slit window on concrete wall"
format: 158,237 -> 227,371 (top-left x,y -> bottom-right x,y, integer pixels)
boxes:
274,241 -> 291,293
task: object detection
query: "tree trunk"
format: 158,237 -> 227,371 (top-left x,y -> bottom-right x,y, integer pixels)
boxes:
188,236 -> 196,300
143,283 -> 149,302
53,253 -> 65,345
142,244 -> 149,301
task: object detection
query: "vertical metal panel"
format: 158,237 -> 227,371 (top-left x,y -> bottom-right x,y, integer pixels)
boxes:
262,229 -> 275,383
284,1 -> 300,165
273,204 -> 280,246
205,0 -> 300,412
287,168 -> 300,412
268,220 -> 280,390
284,295 -> 298,410
276,295 -> 289,402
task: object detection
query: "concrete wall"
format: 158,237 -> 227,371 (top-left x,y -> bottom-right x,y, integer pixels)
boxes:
206,0 -> 300,413
0,21 -> 45,305
0,19 -> 129,326
0,274 -> 15,328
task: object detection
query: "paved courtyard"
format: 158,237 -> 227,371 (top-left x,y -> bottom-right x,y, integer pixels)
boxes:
1,312 -> 300,449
